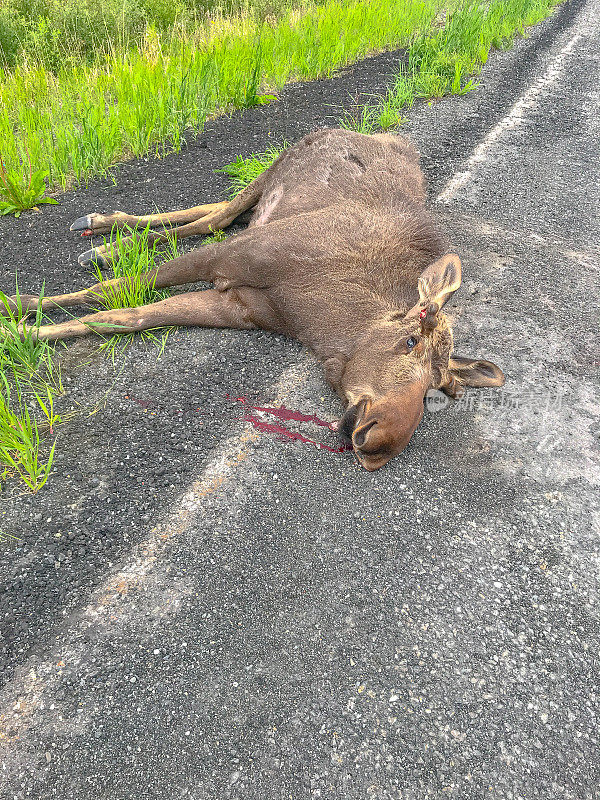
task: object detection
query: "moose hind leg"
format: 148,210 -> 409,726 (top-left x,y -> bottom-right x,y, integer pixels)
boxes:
77,189 -> 265,268
75,155 -> 284,267
70,202 -> 230,236
5,247 -> 219,319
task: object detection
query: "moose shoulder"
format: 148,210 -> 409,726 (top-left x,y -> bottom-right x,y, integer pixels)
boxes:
7,128 -> 505,471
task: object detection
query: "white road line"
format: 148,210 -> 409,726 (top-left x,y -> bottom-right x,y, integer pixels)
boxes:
0,362 -> 310,753
436,29 -> 584,204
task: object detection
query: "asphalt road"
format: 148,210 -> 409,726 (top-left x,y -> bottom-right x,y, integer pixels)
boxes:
1,1 -> 599,797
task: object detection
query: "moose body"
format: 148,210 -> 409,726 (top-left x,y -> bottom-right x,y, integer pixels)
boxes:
8,129 -> 505,470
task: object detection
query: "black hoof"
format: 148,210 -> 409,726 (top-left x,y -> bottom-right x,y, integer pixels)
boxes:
78,248 -> 108,268
70,215 -> 92,232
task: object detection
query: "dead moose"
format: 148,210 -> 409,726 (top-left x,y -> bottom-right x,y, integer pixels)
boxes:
7,129 -> 505,471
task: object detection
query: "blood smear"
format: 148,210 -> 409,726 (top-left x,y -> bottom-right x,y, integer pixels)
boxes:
226,395 -> 351,454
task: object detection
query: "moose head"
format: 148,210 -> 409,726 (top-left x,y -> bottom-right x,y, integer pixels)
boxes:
338,254 -> 505,471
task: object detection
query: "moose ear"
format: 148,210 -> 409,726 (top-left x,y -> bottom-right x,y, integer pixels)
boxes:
448,355 -> 505,388
406,254 -> 462,318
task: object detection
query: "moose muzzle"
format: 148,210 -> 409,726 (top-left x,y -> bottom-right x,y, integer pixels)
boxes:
343,382 -> 426,471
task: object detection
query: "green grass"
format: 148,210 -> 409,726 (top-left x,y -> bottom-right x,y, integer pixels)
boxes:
0,0 -> 441,200
0,0 -> 332,71
91,223 -> 177,310
352,0 -> 563,132
0,379 -> 59,493
0,287 -> 62,492
340,102 -> 386,134
0,287 -> 56,383
87,222 -> 179,361
216,144 -> 288,197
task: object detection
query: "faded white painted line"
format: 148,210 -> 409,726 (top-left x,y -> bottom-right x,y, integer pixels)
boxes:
87,362 -> 312,617
436,28 -> 584,204
0,362 -> 310,754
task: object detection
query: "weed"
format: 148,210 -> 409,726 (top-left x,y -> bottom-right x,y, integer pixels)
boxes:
98,327 -> 174,365
88,221 -> 179,359
241,32 -> 278,108
0,284 -> 60,387
0,367 -> 59,493
0,284 -> 62,492
0,377 -> 58,492
340,93 -> 384,134
216,144 -> 287,198
90,223 -> 176,310
202,229 -> 229,245
0,153 -> 57,217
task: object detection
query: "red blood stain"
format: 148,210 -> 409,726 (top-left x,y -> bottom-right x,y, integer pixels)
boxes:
124,393 -> 351,455
241,412 -> 349,453
227,395 -> 351,454
230,395 -> 338,430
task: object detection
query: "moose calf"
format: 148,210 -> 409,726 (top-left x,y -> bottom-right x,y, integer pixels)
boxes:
7,129 -> 504,470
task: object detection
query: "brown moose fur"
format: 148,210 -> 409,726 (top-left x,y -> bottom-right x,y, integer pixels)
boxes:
8,128 -> 505,470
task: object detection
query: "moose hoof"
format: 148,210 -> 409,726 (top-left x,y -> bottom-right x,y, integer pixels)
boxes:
70,211 -> 122,235
70,214 -> 93,232
78,248 -> 108,268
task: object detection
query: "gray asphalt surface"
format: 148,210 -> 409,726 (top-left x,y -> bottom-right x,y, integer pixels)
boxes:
1,1 -> 599,797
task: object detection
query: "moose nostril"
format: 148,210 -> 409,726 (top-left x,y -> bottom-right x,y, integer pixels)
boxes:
354,419 -> 377,447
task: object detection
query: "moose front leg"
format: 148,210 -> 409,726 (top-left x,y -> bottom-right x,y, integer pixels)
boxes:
26,289 -> 260,341
3,247 -> 221,318
5,216 -> 276,321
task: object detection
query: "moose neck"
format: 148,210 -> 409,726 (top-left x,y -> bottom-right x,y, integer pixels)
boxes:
312,285 -> 421,358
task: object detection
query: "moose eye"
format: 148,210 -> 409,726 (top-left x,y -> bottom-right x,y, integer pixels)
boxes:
406,336 -> 418,350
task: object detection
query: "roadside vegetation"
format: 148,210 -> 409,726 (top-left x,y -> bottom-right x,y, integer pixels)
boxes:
0,1 -> 332,70
0,0 -> 441,200
217,145 -> 288,198
0,225 -> 177,491
0,288 -> 62,492
1,0 -> 562,493
344,0 -> 564,132
91,223 -> 179,361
